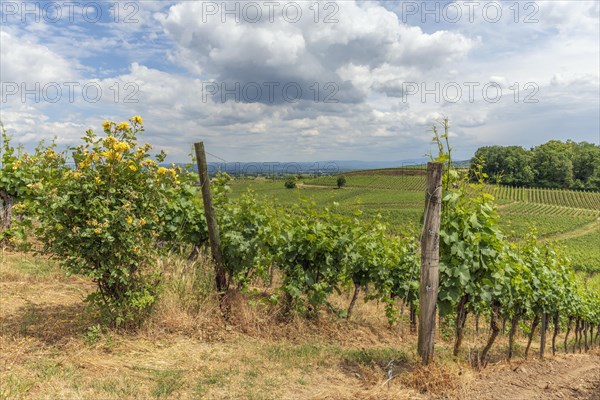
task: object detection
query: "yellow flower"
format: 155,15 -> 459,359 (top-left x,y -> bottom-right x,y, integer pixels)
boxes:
116,122 -> 130,131
142,159 -> 157,167
131,115 -> 143,125
95,176 -> 101,184
101,150 -> 123,161
126,216 -> 133,224
12,160 -> 21,170
104,136 -> 117,148
139,218 -> 147,226
94,228 -> 102,234
102,121 -> 112,131
128,164 -> 137,172
114,142 -> 131,152
157,167 -> 168,175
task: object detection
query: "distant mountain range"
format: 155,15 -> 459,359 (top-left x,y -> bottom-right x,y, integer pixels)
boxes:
204,159 -> 429,176
173,158 -> 470,176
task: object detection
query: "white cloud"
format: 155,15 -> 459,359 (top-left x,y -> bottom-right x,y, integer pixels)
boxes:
0,30 -> 78,83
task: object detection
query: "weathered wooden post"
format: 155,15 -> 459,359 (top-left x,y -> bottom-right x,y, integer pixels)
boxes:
417,162 -> 443,365
194,142 -> 227,294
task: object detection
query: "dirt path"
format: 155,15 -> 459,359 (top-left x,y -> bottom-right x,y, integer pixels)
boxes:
465,352 -> 600,400
297,183 -> 336,189
546,217 -> 600,242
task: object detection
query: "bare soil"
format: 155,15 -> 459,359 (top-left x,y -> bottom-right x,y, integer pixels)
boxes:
465,352 -> 600,400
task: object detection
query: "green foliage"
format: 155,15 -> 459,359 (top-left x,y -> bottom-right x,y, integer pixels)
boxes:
431,119 -> 600,356
471,145 -> 534,186
351,225 -> 419,324
561,231 -> 600,273
0,133 -> 67,246
336,175 -> 347,189
284,177 -> 297,189
491,185 -> 600,211
83,324 -> 103,345
532,140 -> 575,189
471,140 -> 600,190
438,170 -> 506,316
219,186 -> 283,289
158,170 -> 208,249
277,204 -> 355,315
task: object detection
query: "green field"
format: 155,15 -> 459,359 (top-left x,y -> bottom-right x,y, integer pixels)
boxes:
308,173 -> 600,209
232,172 -> 600,272
561,230 -> 600,273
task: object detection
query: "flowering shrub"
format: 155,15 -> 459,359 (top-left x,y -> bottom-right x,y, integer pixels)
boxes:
29,117 -> 182,326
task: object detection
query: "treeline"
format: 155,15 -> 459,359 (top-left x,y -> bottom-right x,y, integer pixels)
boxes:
471,140 -> 600,190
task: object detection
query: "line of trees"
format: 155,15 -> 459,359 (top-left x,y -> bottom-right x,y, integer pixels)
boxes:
470,140 -> 600,190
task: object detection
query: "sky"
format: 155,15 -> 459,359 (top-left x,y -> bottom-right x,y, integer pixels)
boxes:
1,0 -> 599,163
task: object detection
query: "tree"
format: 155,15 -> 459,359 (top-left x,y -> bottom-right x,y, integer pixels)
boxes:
336,175 -> 347,189
471,140 -> 600,190
571,141 -> 600,189
471,146 -> 533,186
284,177 -> 297,189
532,141 -> 574,188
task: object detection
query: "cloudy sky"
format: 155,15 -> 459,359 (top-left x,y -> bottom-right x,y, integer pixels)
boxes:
1,0 -> 598,163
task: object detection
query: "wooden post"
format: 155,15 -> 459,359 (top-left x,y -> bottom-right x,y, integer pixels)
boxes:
194,142 -> 227,293
417,162 -> 443,365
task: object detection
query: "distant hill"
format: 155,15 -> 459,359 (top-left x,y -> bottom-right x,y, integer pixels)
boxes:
172,159 -> 470,176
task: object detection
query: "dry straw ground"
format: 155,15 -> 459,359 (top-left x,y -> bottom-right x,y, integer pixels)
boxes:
1,250 -> 598,399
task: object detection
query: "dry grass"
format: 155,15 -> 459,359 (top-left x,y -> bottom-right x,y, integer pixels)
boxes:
3,249 -> 596,400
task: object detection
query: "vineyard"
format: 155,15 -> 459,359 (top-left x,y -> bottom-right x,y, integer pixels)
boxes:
491,185 -> 600,210
561,231 -> 600,273
298,168 -> 600,272
308,173 -> 600,211
1,119 -> 599,399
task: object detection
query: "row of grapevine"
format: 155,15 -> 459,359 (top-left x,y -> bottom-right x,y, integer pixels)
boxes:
435,128 -> 600,364
310,175 -> 600,212
490,185 -> 600,211
1,122 -> 422,326
501,202 -> 599,217
308,174 -> 427,192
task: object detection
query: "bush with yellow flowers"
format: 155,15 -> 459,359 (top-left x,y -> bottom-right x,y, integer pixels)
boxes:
30,116 -> 187,327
